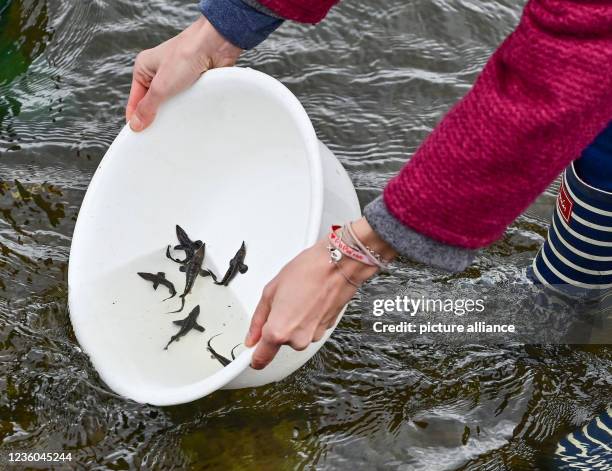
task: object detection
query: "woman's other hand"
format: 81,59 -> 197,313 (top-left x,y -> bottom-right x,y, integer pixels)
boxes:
245,217 -> 397,370
126,17 -> 241,132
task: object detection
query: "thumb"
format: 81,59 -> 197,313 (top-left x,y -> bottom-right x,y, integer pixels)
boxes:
245,288 -> 273,347
129,81 -> 165,132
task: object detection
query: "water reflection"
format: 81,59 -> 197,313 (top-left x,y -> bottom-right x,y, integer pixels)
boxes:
0,0 -> 51,127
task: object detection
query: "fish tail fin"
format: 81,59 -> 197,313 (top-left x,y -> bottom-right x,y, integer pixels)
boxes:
208,333 -> 222,345
200,269 -> 218,282
231,343 -> 241,360
169,297 -> 185,313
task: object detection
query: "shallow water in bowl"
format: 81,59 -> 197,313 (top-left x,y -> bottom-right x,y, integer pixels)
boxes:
0,0 -> 610,469
73,249 -> 249,392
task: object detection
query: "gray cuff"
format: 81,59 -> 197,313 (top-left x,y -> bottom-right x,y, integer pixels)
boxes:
363,196 -> 476,273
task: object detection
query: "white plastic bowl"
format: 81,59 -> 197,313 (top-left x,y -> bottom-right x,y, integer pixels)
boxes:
68,67 -> 360,405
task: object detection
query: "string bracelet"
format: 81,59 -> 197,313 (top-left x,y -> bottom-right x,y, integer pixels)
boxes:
332,259 -> 361,288
344,221 -> 392,272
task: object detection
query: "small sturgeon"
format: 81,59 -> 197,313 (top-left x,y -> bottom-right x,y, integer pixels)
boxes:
207,334 -> 232,366
137,272 -> 176,300
215,242 -> 248,286
164,305 -> 205,350
166,225 -> 202,264
171,244 -> 216,313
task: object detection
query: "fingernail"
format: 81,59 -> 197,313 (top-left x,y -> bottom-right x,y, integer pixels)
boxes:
244,333 -> 252,347
130,115 -> 143,132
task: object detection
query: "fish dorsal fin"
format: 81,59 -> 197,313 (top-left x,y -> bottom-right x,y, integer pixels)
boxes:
239,263 -> 248,274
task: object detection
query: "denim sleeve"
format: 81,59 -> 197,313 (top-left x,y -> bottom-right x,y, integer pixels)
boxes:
199,0 -> 284,50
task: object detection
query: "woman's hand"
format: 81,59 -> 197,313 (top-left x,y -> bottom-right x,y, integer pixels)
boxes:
126,17 -> 241,132
245,217 -> 397,370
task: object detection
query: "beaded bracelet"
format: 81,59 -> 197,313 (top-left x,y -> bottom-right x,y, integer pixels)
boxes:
328,225 -> 377,266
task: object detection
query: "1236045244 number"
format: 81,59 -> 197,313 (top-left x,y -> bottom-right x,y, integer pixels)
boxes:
8,452 -> 72,462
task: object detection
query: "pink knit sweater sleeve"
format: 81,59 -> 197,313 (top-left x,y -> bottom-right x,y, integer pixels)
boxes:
257,0 -> 338,23
383,0 -> 612,250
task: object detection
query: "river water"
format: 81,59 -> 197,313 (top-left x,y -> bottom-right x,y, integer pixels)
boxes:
0,0 -> 610,469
